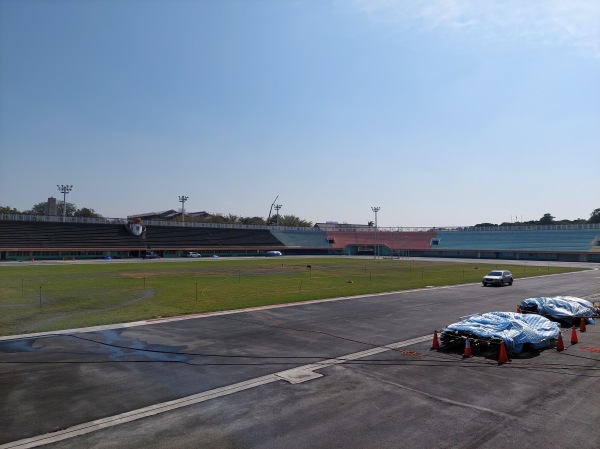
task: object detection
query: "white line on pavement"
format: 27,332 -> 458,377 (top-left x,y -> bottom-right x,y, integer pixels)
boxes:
1,335 -> 431,449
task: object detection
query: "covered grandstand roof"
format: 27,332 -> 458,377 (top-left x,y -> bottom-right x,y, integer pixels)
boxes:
127,210 -> 209,220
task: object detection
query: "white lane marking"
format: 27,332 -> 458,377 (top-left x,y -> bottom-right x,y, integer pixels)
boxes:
374,377 -> 517,420
1,335 -> 431,448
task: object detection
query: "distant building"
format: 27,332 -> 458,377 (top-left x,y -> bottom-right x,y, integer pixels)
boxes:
45,197 -> 57,216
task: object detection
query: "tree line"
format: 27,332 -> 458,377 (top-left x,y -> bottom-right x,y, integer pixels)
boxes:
475,210 -> 600,227
0,202 -> 314,227
1,202 -> 599,227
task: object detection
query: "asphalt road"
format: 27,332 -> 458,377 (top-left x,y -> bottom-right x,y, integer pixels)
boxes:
1,264 -> 599,448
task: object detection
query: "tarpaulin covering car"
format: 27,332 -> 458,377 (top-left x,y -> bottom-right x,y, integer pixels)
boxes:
441,312 -> 560,355
520,296 -> 598,326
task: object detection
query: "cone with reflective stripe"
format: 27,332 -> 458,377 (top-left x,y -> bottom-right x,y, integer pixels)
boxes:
431,330 -> 440,350
556,331 -> 564,351
498,341 -> 509,364
579,318 -> 587,333
463,338 -> 472,358
570,326 -> 578,344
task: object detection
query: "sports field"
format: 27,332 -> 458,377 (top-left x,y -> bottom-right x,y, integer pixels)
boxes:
0,258 -> 581,336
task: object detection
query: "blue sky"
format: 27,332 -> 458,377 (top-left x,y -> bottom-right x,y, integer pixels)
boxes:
1,0 -> 598,227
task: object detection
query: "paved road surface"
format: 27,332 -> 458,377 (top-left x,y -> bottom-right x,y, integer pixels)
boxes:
1,265 -> 599,448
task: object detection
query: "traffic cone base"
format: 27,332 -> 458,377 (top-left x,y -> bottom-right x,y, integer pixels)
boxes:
498,341 -> 509,364
463,338 -> 472,358
431,330 -> 440,350
570,326 -> 578,345
556,332 -> 564,351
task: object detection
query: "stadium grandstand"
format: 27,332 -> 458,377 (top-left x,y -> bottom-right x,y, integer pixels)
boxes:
1,214 -> 599,263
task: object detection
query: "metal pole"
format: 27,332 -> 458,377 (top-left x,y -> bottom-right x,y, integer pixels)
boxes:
371,207 -> 380,259
274,204 -> 282,226
179,196 -> 189,222
57,185 -> 73,221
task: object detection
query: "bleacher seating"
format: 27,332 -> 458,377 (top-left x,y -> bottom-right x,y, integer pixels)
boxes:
1,217 -> 599,262
435,229 -> 599,252
270,230 -> 331,248
0,221 -> 284,251
326,231 -> 437,251
0,221 -> 146,249
144,225 -> 283,248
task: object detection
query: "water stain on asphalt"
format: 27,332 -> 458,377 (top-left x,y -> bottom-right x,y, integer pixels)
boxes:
0,339 -> 35,352
0,330 -> 190,363
94,329 -> 190,363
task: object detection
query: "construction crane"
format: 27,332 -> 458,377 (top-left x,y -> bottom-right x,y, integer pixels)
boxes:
267,195 -> 279,224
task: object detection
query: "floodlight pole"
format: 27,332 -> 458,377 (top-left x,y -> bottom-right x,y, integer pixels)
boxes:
371,206 -> 380,259
179,196 -> 189,222
57,185 -> 73,221
274,204 -> 282,226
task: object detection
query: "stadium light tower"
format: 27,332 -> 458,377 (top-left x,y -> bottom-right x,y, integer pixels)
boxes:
371,206 -> 380,259
274,204 -> 282,226
179,195 -> 189,222
57,185 -> 73,221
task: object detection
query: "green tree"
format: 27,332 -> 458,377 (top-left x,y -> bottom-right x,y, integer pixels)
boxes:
589,208 -> 600,224
74,207 -> 102,218
56,202 -> 77,217
0,205 -> 20,214
276,215 -> 313,227
25,201 -> 95,217
239,216 -> 267,225
539,213 -> 555,225
24,202 -> 49,215
225,214 -> 239,224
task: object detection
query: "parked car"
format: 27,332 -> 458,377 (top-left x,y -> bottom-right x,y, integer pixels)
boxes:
185,252 -> 201,258
144,252 -> 160,259
482,270 -> 513,287
266,251 -> 282,257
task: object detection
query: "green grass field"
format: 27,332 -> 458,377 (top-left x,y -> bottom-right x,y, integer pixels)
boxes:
0,258 -> 583,336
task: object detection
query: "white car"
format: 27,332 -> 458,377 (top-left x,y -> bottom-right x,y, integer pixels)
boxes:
185,252 -> 201,258
482,270 -> 513,287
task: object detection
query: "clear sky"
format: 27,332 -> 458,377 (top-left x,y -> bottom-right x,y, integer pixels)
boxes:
1,0 -> 599,227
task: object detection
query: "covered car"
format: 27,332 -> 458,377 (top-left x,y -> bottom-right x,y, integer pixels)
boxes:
520,296 -> 598,326
440,312 -> 560,355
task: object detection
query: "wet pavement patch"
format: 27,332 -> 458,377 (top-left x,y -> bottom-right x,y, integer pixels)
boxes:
85,329 -> 191,363
0,329 -> 191,363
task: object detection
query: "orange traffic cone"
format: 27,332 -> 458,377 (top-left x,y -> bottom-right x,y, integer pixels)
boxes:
579,318 -> 587,333
498,341 -> 509,364
556,332 -> 565,351
570,326 -> 578,344
431,330 -> 440,350
463,338 -> 472,358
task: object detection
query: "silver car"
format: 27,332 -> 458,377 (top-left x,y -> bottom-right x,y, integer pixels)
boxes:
482,270 -> 513,287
